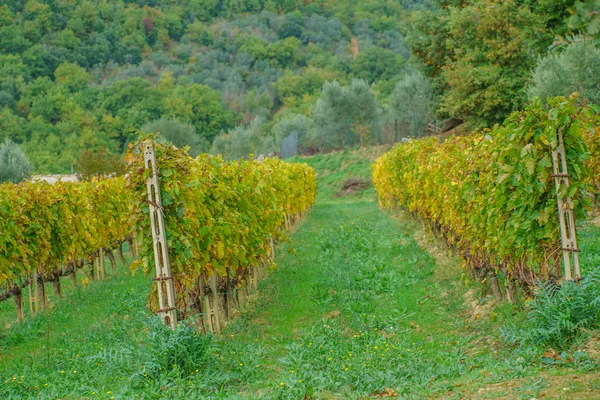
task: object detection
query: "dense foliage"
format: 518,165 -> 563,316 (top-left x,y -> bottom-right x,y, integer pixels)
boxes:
0,177 -> 133,286
0,0 -> 425,171
529,40 -> 600,107
126,140 -> 316,316
409,0 -> 599,128
373,96 -> 598,288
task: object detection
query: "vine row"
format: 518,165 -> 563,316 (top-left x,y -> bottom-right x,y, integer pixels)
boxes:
373,96 -> 598,294
126,141 -> 317,320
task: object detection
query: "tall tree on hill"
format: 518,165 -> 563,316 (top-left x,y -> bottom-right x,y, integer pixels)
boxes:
410,0 -> 550,128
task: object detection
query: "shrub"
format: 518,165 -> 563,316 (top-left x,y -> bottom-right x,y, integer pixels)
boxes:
501,267 -> 600,349
0,139 -> 31,184
140,317 -> 212,378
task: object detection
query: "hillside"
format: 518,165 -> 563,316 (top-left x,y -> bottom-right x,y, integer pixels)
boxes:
0,0 -> 425,173
3,1 -> 598,177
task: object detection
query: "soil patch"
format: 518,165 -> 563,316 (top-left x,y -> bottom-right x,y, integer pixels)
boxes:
335,178 -> 371,197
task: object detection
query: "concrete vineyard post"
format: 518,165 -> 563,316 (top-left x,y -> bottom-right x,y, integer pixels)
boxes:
35,273 -> 46,310
71,268 -> 77,288
551,129 -> 581,281
144,141 -> 178,330
270,236 -> 275,261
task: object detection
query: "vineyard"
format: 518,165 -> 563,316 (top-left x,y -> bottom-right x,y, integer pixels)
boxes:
374,96 -> 600,295
3,0 -> 600,397
126,140 -> 317,329
0,141 -> 316,331
2,136 -> 600,398
0,177 -> 133,318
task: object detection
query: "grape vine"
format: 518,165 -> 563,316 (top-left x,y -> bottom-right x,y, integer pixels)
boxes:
373,96 -> 598,290
126,141 -> 317,317
0,177 -> 134,315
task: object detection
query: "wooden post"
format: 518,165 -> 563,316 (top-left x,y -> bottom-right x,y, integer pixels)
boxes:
14,285 -> 24,320
204,272 -> 221,333
99,249 -> 105,279
270,236 -> 275,261
71,268 -> 78,288
551,129 -> 581,281
36,273 -> 46,310
144,141 -> 178,329
28,272 -> 35,315
237,284 -> 247,308
225,269 -> 236,317
248,266 -> 258,293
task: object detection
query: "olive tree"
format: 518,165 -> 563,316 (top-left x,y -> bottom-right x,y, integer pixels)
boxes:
141,118 -> 208,157
529,41 -> 600,106
0,139 -> 32,184
390,72 -> 435,137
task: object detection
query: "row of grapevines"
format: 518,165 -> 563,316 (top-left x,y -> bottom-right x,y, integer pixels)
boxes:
126,141 -> 317,313
373,96 -> 598,287
0,177 -> 133,286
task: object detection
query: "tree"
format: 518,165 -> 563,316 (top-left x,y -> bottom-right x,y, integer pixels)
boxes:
76,147 -> 124,181
163,83 -> 235,143
210,117 -> 274,160
277,13 -> 304,39
347,79 -> 378,147
55,62 -> 90,93
439,0 -> 547,127
391,72 -> 435,137
350,47 -> 404,84
274,113 -> 311,141
0,139 -> 31,183
529,41 -> 600,106
141,118 -> 208,157
569,0 -> 600,41
274,113 -> 312,152
313,79 -> 378,150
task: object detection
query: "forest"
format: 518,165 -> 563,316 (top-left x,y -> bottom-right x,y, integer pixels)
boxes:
1,0 -> 597,176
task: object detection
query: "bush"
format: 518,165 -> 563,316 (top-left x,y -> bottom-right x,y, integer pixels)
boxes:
0,139 -> 31,184
502,267 -> 600,349
140,317 -> 212,379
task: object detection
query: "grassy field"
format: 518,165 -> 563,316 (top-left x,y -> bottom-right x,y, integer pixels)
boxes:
1,147 -> 600,399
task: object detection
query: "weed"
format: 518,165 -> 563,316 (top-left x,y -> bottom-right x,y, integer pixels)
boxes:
501,267 -> 600,349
